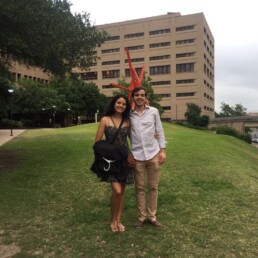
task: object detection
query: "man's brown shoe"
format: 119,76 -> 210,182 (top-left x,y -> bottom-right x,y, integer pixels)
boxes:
148,220 -> 162,227
133,220 -> 145,228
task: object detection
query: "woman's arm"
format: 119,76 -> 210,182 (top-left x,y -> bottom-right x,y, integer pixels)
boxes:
95,117 -> 107,142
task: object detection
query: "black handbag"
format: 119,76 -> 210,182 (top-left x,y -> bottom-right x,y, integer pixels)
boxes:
91,118 -> 128,176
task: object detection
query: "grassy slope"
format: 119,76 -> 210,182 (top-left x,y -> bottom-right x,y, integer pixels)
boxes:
0,123 -> 257,258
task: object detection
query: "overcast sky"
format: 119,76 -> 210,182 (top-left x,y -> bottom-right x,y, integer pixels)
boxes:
70,0 -> 258,113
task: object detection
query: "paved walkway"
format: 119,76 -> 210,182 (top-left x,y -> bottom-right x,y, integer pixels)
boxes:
0,129 -> 26,147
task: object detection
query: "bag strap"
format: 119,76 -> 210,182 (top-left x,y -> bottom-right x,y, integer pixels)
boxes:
110,117 -> 124,143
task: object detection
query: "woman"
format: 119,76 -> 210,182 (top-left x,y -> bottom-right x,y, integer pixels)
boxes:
94,94 -> 134,232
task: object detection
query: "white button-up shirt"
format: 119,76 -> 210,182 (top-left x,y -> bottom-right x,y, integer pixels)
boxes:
130,106 -> 166,161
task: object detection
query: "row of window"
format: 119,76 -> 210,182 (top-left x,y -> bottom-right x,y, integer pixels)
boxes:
99,51 -> 194,64
204,80 -> 214,91
80,62 -> 196,80
11,73 -> 49,84
204,105 -> 214,112
204,40 -> 214,59
102,39 -> 194,54
106,25 -> 195,41
204,92 -> 214,101
106,39 -> 194,49
204,64 -> 214,81
204,27 -> 214,49
204,54 -> 214,70
160,105 -> 214,112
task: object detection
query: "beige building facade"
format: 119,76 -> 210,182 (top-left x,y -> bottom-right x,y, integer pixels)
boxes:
10,61 -> 50,85
74,12 -> 215,121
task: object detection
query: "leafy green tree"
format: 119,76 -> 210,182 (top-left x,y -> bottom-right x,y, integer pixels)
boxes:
0,63 -> 13,121
185,103 -> 209,128
234,103 -> 247,116
50,77 -> 107,120
216,102 -> 247,117
185,103 -> 202,125
12,79 -> 65,126
14,79 -> 66,114
0,0 -> 106,76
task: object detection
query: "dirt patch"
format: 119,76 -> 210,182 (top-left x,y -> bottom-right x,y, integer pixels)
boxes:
0,244 -> 21,258
0,229 -> 21,258
0,149 -> 25,173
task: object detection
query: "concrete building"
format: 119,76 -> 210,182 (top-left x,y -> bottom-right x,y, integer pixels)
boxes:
74,12 -> 215,121
10,60 -> 50,85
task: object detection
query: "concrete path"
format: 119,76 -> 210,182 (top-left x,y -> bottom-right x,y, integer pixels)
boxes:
0,129 -> 26,147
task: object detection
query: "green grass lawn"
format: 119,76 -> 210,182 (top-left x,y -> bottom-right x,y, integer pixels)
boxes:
0,123 -> 258,258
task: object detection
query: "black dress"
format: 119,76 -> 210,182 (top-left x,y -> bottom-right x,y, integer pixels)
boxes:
93,125 -> 134,184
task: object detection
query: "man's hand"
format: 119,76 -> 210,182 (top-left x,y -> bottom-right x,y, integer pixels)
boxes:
158,149 -> 166,165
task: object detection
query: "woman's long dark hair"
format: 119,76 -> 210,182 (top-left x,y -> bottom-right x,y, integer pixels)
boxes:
104,94 -> 131,119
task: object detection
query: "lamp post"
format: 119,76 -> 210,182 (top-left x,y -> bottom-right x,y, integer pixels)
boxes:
66,108 -> 70,127
95,110 -> 99,123
8,89 -> 14,136
53,105 -> 56,125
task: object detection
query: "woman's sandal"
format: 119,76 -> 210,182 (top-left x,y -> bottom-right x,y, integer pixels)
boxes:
117,222 -> 125,232
110,221 -> 118,232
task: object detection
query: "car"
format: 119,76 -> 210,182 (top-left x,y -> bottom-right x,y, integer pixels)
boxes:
252,138 -> 258,143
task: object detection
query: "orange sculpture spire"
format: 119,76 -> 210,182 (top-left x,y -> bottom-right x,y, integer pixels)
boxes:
110,48 -> 149,106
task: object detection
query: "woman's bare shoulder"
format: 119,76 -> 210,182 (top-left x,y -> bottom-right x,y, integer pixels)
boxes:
100,116 -> 110,124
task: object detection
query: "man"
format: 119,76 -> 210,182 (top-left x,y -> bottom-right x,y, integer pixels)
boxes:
130,86 -> 166,228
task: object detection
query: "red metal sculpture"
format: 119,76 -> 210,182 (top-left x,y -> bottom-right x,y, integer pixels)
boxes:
110,48 -> 149,106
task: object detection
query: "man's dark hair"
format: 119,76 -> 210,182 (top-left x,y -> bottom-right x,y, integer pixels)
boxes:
131,86 -> 147,97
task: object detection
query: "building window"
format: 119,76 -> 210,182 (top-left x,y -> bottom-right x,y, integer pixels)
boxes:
150,81 -> 171,86
176,25 -> 195,32
125,68 -> 142,77
106,35 -> 120,41
125,32 -> 144,38
176,79 -> 195,84
81,72 -> 97,80
102,70 -> 120,79
149,42 -> 170,48
176,63 -> 194,73
176,52 -> 195,58
149,29 -> 170,35
150,55 -> 170,61
102,48 -> 120,54
150,65 -> 170,75
176,39 -> 195,45
102,84 -> 116,89
102,60 -> 120,65
176,92 -> 195,97
126,45 -> 144,51
125,58 -> 144,63
162,106 -> 171,110
158,94 -> 171,98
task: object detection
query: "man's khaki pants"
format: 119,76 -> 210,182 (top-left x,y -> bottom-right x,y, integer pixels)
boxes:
134,154 -> 160,222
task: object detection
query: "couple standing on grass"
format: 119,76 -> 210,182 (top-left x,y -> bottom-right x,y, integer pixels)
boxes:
93,86 -> 166,232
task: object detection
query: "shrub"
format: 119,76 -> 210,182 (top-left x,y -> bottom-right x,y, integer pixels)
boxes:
216,125 -> 252,144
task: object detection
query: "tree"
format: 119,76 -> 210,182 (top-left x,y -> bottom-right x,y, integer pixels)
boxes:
50,77 -> 107,120
234,103 -> 247,116
13,78 -> 65,126
0,63 -> 13,121
216,102 -> 247,117
185,103 -> 209,128
185,103 -> 201,125
0,0 -> 107,76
